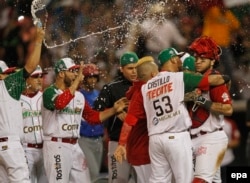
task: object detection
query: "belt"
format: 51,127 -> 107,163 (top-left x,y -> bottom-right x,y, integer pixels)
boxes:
190,128 -> 223,139
27,143 -> 43,149
0,137 -> 8,142
51,137 -> 78,145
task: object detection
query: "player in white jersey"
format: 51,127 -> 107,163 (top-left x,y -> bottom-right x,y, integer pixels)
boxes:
141,47 -> 229,183
0,26 -> 44,183
20,65 -> 48,183
41,58 -> 128,183
187,36 -> 233,183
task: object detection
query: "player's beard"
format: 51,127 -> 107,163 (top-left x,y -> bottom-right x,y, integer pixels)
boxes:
64,75 -> 73,88
34,84 -> 42,92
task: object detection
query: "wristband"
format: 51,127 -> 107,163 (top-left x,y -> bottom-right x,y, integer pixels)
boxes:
203,100 -> 212,110
196,96 -> 212,110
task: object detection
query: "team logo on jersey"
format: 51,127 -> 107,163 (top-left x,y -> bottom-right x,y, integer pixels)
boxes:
62,124 -> 79,131
23,125 -> 42,133
22,109 -> 41,118
152,117 -> 159,126
222,92 -> 230,102
74,107 -> 81,113
59,107 -> 82,114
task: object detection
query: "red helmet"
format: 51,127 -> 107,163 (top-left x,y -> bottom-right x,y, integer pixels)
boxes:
188,36 -> 222,61
83,63 -> 99,77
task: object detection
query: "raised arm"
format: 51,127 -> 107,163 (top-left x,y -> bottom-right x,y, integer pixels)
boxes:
184,72 -> 230,93
24,27 -> 45,74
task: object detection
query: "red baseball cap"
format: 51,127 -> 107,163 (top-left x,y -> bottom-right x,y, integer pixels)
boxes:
30,65 -> 48,77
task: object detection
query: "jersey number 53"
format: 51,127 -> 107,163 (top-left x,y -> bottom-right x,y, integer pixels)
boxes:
153,96 -> 173,117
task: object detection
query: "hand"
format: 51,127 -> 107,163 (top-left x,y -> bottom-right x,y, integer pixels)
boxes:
114,97 -> 129,114
114,145 -> 126,163
184,88 -> 201,102
117,111 -> 127,121
77,62 -> 84,82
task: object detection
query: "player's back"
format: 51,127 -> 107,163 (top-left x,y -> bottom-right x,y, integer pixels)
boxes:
141,71 -> 191,136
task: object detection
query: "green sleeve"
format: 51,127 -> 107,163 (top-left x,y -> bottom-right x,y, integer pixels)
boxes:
4,69 -> 26,100
183,72 -> 203,93
43,85 -> 57,111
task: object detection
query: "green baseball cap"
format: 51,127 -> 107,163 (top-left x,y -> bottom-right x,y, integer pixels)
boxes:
120,52 -> 139,66
158,48 -> 184,66
183,56 -> 196,72
54,57 -> 80,74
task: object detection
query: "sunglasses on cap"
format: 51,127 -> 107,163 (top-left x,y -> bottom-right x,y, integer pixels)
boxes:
30,74 -> 44,78
66,68 -> 79,73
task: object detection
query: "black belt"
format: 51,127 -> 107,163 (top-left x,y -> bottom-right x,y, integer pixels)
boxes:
27,143 -> 43,149
190,128 -> 223,139
51,137 -> 78,145
0,137 -> 8,142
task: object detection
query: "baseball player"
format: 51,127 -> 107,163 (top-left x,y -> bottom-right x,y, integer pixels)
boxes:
114,56 -> 156,183
187,36 -> 233,183
20,65 -> 48,183
93,52 -> 138,183
78,63 -> 104,182
41,58 -> 128,183
0,26 -> 44,183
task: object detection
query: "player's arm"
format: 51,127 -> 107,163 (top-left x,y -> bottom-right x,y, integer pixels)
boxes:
114,90 -> 145,163
100,97 -> 129,121
83,97 -> 129,124
183,72 -> 230,93
68,64 -> 84,95
208,74 -> 230,86
42,86 -> 70,110
194,85 -> 233,116
114,121 -> 132,164
24,27 -> 45,74
209,103 -> 232,116
195,99 -> 233,116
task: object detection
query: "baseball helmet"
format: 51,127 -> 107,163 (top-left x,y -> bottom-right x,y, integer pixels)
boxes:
188,36 -> 222,61
83,63 -> 99,77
